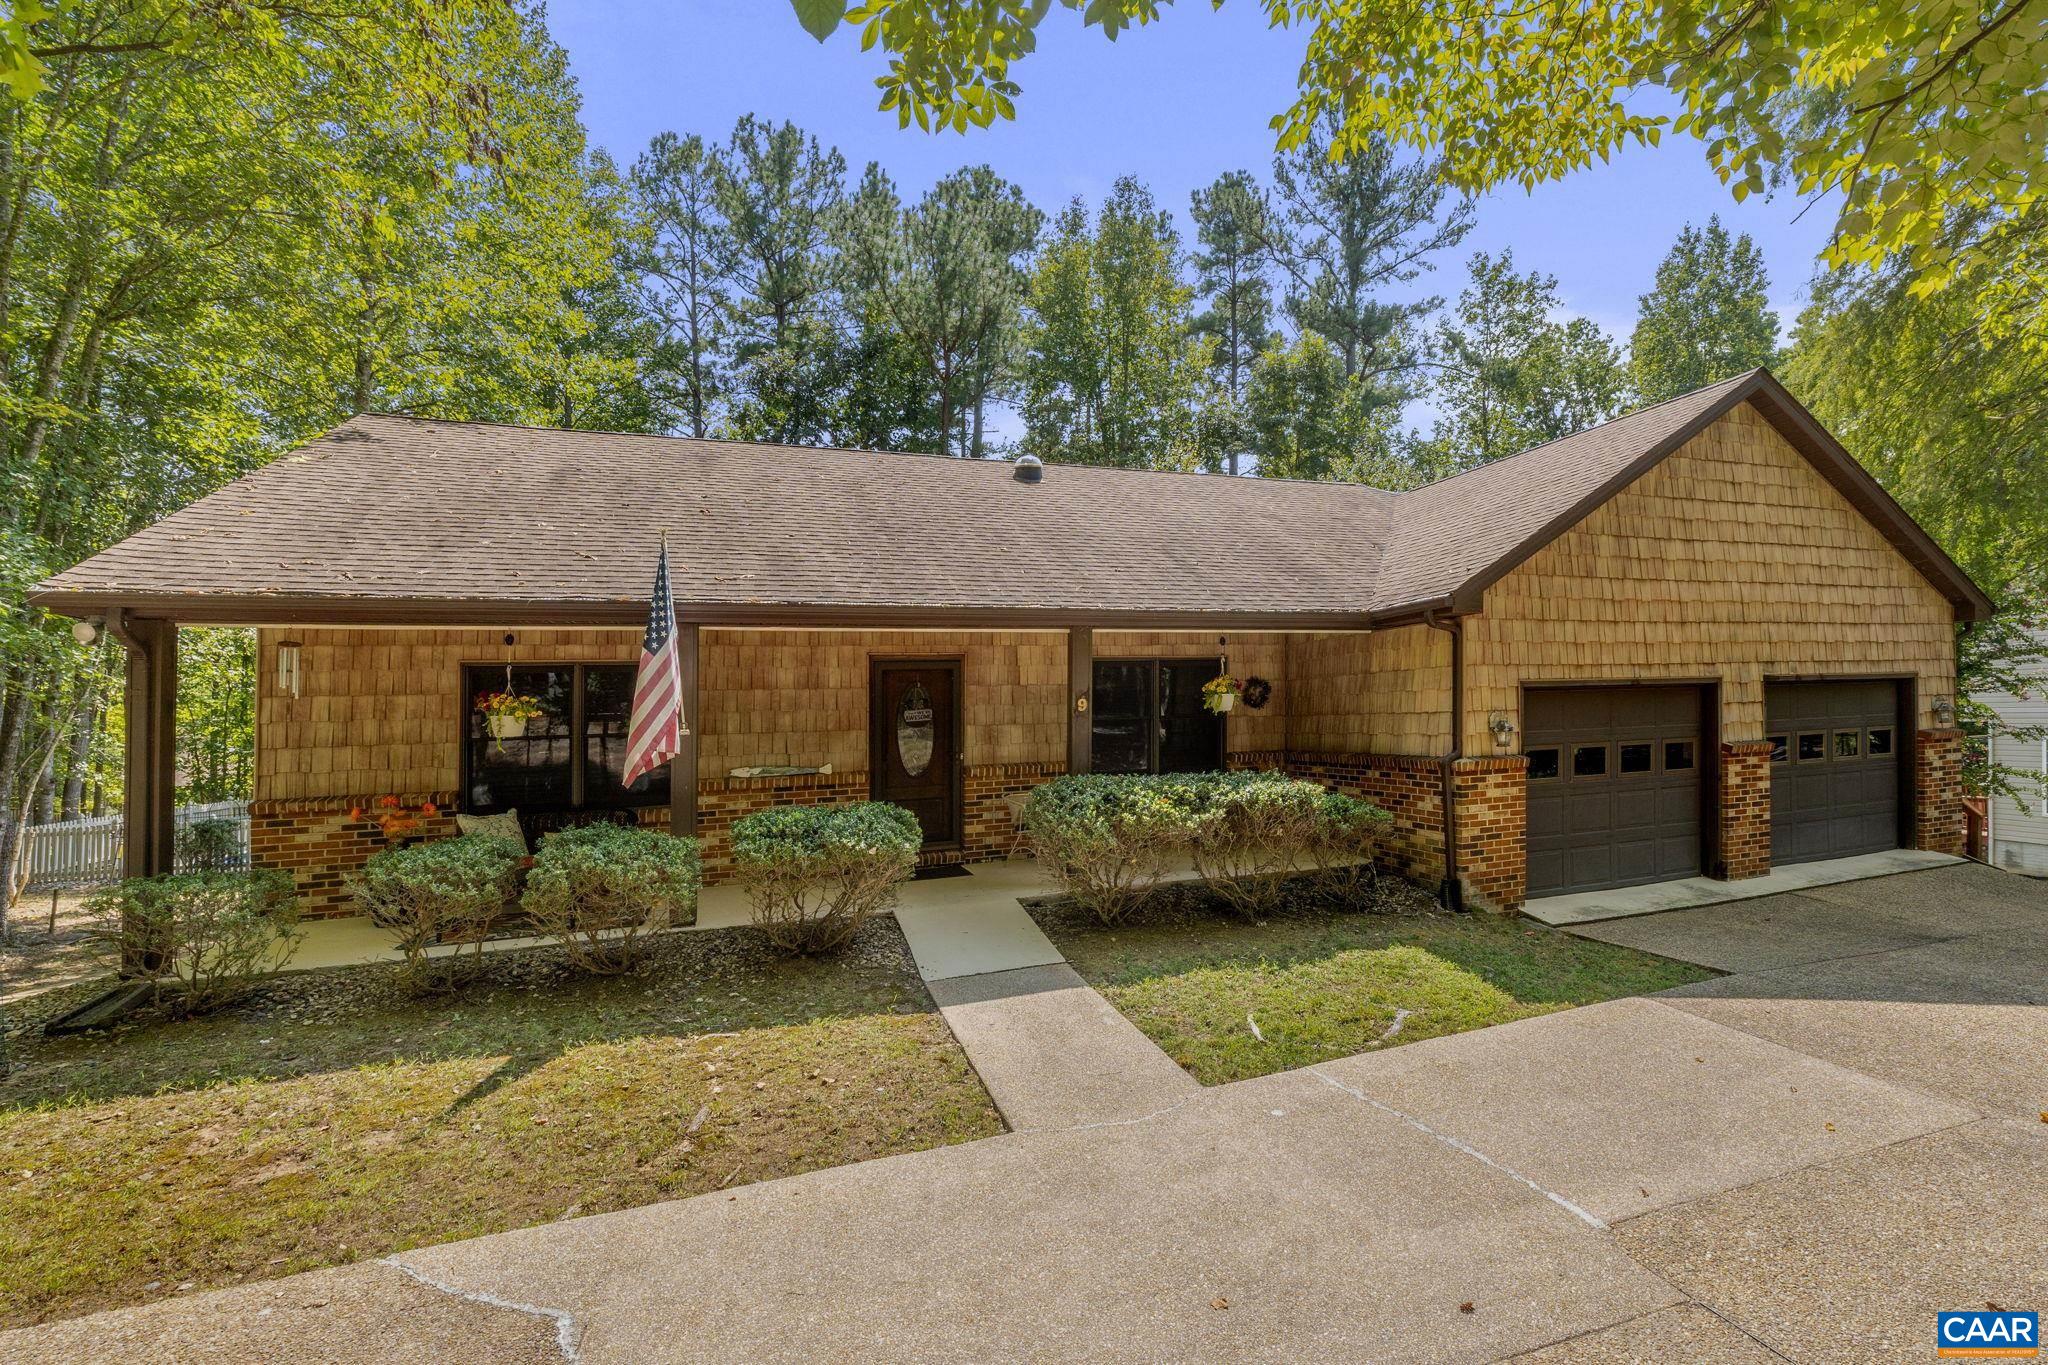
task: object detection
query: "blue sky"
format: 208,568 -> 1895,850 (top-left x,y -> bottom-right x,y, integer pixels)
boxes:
551,1 -> 1838,413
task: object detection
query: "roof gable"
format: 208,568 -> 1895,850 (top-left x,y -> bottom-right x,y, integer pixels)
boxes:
1370,369 -> 1992,622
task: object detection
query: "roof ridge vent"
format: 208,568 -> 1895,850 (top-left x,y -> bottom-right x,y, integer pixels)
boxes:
1012,454 -> 1044,484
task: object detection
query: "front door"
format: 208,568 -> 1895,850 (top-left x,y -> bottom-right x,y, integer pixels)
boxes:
871,659 -> 962,846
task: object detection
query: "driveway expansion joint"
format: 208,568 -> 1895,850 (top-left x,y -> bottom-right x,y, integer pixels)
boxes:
1306,1064 -> 1609,1230
381,1256 -> 583,1362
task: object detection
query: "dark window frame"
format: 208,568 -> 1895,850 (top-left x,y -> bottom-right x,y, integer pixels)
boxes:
1866,726 -> 1895,757
1525,746 -> 1562,781
1664,739 -> 1697,772
1797,731 -> 1828,762
1090,658 -> 1225,776
459,662 -> 669,816
1571,742 -> 1610,778
1766,734 -> 1789,763
1832,728 -> 1862,760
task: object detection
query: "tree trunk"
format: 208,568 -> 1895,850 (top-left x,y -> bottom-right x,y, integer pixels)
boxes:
61,701 -> 95,819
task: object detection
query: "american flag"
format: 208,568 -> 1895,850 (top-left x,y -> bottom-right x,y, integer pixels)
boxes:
623,537 -> 687,788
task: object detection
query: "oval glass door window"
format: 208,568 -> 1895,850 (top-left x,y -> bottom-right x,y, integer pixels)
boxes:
896,682 -> 935,777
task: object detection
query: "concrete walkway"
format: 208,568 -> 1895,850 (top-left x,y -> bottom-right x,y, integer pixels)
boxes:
886,862 -> 1203,1131
1523,848 -> 1961,925
8,862 -> 2043,1362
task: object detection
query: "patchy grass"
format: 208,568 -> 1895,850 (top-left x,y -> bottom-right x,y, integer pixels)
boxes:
1033,879 -> 1715,1085
0,918 -> 999,1328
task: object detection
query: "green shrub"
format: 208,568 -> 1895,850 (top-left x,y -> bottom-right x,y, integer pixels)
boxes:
1174,771 -> 1334,919
522,823 -> 701,973
1305,790 -> 1394,904
352,834 -> 523,992
85,870 -> 301,1015
1028,772 -> 1394,922
1024,774 -> 1203,924
174,818 -> 242,872
732,802 -> 920,954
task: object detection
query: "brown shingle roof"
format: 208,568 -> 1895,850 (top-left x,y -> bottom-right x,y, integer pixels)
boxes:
32,370 -> 1992,625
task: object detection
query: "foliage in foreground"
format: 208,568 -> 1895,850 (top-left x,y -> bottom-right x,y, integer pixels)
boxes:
84,871 -> 301,1016
1025,771 -> 1390,924
522,823 -> 702,973
732,802 -> 922,954
352,835 -> 525,993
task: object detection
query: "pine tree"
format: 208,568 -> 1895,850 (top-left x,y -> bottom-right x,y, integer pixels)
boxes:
1269,118 -> 1472,385
1020,178 -> 1212,470
1189,171 -> 1275,475
1630,216 -> 1779,402
839,163 -> 1041,457
713,116 -> 848,444
631,132 -> 732,437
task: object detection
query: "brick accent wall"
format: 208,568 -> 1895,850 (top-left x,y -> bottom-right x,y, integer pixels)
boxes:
961,761 -> 1065,863
693,770 -> 872,882
1915,728 -> 1966,856
249,793 -> 460,919
1451,756 -> 1528,913
1717,740 -> 1774,879
1286,751 -> 1447,888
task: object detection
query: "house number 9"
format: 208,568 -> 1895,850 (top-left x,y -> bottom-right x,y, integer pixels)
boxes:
1075,694 -> 1088,713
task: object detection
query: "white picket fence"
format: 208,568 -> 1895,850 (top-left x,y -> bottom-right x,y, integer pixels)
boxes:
18,801 -> 250,889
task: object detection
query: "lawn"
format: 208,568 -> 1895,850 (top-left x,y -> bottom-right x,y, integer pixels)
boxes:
1031,880 -> 1716,1085
0,918 -> 1001,1328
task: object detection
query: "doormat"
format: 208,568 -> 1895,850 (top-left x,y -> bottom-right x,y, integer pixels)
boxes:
912,863 -> 972,881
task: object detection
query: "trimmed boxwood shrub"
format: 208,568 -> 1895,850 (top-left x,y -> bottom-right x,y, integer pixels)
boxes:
352,833 -> 523,992
85,870 -> 301,1015
1027,771 -> 1392,922
732,802 -> 920,954
522,823 -> 701,973
1022,774 -> 1204,924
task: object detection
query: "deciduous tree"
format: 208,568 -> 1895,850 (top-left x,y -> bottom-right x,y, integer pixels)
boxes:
1631,217 -> 1778,403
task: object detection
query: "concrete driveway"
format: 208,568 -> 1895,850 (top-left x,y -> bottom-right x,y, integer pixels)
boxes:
4,863 -> 2042,1363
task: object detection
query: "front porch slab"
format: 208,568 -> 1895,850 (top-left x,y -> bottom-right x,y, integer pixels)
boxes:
1522,849 -> 1962,926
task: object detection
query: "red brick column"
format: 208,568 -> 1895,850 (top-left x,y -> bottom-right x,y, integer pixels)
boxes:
1915,728 -> 1966,856
1715,740 -> 1774,880
1451,755 -> 1527,914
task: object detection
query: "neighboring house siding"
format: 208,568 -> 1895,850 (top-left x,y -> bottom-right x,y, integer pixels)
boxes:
1465,401 -> 1957,749
1980,682 -> 2048,873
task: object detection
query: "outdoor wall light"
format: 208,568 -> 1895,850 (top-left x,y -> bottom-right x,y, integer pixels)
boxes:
1931,694 -> 1955,726
70,617 -> 101,646
1488,710 -> 1517,747
277,639 -> 303,699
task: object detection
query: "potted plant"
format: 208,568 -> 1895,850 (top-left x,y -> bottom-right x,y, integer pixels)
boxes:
1202,674 -> 1242,714
476,691 -> 544,746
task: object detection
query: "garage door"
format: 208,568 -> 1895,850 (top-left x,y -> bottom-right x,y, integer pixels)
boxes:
1765,680 -> 1902,865
1524,686 -> 1705,897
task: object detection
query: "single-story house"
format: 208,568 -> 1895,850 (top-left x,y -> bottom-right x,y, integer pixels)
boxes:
1973,629 -> 2048,874
32,369 -> 1992,916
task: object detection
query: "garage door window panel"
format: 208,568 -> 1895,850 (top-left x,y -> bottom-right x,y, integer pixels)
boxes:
1573,744 -> 1609,777
1618,742 -> 1653,774
1527,747 -> 1560,780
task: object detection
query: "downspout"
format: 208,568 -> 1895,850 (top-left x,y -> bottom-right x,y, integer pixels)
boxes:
1425,611 -> 1464,911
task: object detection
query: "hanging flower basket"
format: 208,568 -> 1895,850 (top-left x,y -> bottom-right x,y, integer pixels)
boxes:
477,692 -> 544,746
1202,675 -> 1242,715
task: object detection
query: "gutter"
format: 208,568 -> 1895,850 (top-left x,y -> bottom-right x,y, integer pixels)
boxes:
1425,611 -> 1465,911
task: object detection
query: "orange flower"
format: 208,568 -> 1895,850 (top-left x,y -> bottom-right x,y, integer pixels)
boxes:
348,806 -> 364,821
420,801 -> 439,816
